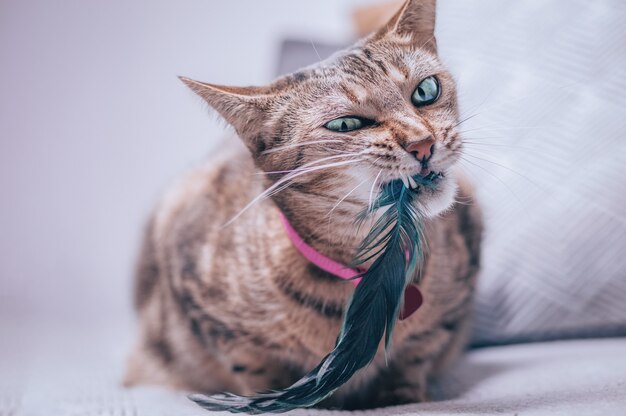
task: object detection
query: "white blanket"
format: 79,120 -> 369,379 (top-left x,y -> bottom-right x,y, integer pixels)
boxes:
4,319 -> 624,416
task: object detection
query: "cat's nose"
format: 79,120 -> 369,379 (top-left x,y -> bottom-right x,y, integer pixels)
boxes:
404,138 -> 434,164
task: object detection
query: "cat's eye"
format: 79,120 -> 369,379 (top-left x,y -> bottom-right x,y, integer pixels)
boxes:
411,76 -> 440,107
324,117 -> 372,133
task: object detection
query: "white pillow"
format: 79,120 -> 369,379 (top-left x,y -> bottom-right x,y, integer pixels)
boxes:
277,0 -> 626,346
437,0 -> 626,345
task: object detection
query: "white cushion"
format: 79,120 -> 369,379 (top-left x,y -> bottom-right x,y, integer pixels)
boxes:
4,318 -> 624,415
277,0 -> 626,346
436,0 -> 626,345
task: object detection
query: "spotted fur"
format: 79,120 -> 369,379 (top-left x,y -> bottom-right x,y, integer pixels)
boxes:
125,0 -> 482,410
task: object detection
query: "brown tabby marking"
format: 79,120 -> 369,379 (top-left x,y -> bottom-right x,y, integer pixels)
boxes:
125,0 -> 482,409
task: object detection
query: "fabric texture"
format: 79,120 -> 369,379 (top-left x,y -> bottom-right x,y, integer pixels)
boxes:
4,318 -> 625,415
276,0 -> 626,346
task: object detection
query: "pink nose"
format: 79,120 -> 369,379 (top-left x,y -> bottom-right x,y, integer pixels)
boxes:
405,139 -> 434,162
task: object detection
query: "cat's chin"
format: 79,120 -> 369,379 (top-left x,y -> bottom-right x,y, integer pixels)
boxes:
418,172 -> 458,218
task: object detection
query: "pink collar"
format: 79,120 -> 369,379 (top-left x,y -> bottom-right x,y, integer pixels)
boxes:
278,212 -> 422,320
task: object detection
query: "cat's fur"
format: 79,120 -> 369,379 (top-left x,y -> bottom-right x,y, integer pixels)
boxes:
125,0 -> 482,409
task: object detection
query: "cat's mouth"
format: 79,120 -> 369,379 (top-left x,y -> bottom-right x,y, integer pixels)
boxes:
391,170 -> 443,192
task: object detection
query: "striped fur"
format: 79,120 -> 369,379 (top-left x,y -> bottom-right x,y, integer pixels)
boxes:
125,0 -> 482,410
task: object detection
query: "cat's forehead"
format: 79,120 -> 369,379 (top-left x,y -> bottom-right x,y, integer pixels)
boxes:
270,42 -> 446,121
340,43 -> 440,84
277,42 -> 443,99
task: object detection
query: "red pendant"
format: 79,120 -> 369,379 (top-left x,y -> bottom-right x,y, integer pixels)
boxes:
399,284 -> 423,320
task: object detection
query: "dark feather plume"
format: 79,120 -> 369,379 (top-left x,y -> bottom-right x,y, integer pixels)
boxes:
190,176 -> 434,414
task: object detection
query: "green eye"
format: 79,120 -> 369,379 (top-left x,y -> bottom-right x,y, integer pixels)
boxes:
325,117 -> 364,132
411,76 -> 440,107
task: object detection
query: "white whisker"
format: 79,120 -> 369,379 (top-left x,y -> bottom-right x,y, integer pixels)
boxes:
327,176 -> 372,218
262,152 -> 363,175
310,39 -> 322,61
458,156 -> 526,211
325,175 -> 373,237
462,140 -> 561,160
462,153 -> 541,188
368,169 -> 384,210
222,157 -> 365,228
459,126 -> 543,135
261,140 -> 344,155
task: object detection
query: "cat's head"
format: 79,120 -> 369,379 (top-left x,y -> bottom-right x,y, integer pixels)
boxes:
182,0 -> 461,220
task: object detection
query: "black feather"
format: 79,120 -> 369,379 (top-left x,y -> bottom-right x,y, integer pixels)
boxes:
190,175 -> 434,414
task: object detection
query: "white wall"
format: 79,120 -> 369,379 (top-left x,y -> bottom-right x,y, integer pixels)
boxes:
0,0 -> 373,325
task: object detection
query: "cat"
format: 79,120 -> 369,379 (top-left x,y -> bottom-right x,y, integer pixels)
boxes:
124,0 -> 482,410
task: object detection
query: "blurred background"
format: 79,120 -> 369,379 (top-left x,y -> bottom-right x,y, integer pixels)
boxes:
0,0 -> 374,330
1,0 -> 625,414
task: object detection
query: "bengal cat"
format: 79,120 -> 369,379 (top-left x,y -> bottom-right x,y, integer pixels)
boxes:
125,0 -> 482,410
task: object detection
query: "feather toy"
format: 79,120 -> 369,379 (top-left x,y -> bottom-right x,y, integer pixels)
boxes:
190,174 -> 438,414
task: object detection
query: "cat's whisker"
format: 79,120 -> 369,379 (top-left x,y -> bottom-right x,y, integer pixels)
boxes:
453,190 -> 476,203
462,139 -> 565,162
455,118 -> 540,133
458,156 -> 526,211
459,80 -> 582,118
222,157 -> 365,228
461,134 -> 567,161
453,113 -> 480,128
309,39 -> 322,61
262,158 -> 366,208
461,136 -> 507,141
453,197 -> 474,206
462,143 -> 556,162
227,158 -> 365,228
462,152 -> 541,188
327,175 -> 374,218
262,152 -> 364,175
265,157 -> 365,198
368,169 -> 384,211
261,140 -> 345,155
455,80 -> 501,126
459,126 -> 543,135
325,175 -> 374,237
417,34 -> 436,51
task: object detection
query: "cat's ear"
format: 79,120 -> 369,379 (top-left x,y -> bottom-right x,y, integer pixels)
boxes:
179,76 -> 272,150
378,0 -> 437,51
